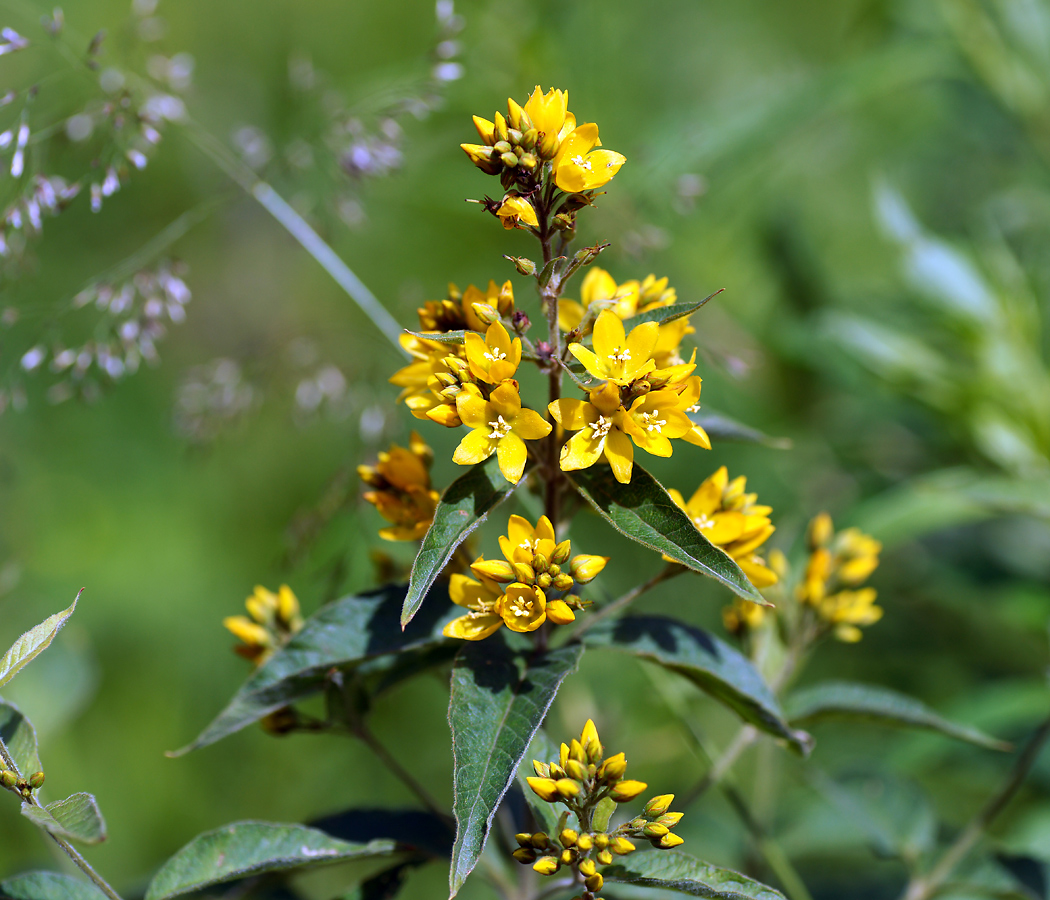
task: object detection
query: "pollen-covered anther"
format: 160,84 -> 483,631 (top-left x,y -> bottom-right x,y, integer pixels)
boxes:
488,415 -> 513,439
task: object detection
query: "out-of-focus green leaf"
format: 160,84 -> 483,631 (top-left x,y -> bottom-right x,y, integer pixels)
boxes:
308,808 -> 453,860
0,700 -> 41,776
143,822 -> 397,900
340,858 -> 426,900
0,872 -> 106,900
447,639 -> 584,898
0,592 -> 80,690
20,793 -> 106,844
604,850 -> 786,899
785,681 -> 1009,750
582,617 -> 807,752
689,411 -> 791,449
998,806 -> 1050,863
515,729 -> 561,835
402,456 -> 518,627
566,465 -> 764,603
173,584 -> 451,755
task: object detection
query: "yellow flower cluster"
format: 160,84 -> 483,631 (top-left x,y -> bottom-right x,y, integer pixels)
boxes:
797,513 -> 882,642
518,720 -> 685,897
461,86 -> 626,231
358,432 -> 440,541
551,309 -> 709,484
223,584 -> 303,666
670,466 -> 778,588
443,515 -> 607,640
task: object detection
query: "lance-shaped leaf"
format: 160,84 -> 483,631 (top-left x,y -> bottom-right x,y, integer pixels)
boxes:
0,591 -> 80,690
173,584 -> 451,755
618,292 -> 724,329
405,329 -> 470,344
785,681 -> 1009,750
402,456 -> 518,627
447,639 -> 584,898
21,793 -> 106,844
582,617 -> 808,752
0,699 -> 42,776
567,465 -> 764,603
604,850 -> 785,900
0,872 -> 107,900
689,411 -> 791,450
144,822 -> 397,900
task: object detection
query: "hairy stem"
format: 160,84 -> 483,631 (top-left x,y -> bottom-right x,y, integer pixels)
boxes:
899,711 -> 1050,900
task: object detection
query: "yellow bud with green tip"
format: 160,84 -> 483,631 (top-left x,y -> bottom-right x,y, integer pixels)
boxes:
643,794 -> 674,817
533,856 -> 560,876
611,780 -> 647,802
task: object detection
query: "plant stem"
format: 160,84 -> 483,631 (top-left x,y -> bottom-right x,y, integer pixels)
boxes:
679,725 -> 759,809
0,736 -> 124,900
899,711 -> 1050,900
353,722 -> 449,824
568,565 -> 681,641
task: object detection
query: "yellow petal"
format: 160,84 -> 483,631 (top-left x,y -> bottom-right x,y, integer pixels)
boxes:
443,613 -> 504,641
605,428 -> 634,483
453,428 -> 495,465
545,599 -> 576,624
592,310 -> 626,360
496,432 -> 528,482
512,407 -> 553,440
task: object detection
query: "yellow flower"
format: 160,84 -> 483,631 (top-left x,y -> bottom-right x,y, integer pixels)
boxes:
722,597 -> 767,635
224,584 -> 303,666
552,123 -> 626,193
496,193 -> 539,229
499,514 -> 558,566
453,382 -> 552,483
499,582 -> 547,632
621,389 -> 694,458
821,588 -> 882,643
568,310 -> 658,386
417,281 -> 515,334
464,321 -> 521,384
359,433 -> 441,541
671,376 -> 712,449
523,86 -> 573,158
550,381 -> 637,484
443,573 -> 505,641
669,467 -> 777,588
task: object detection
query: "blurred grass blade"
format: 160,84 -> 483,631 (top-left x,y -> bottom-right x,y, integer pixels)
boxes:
689,411 -> 791,449
172,584 -> 452,755
0,872 -> 107,899
785,681 -> 1010,750
566,465 -> 764,603
0,699 -> 41,776
447,639 -> 584,898
0,591 -> 80,690
21,793 -> 107,844
581,616 -> 808,753
144,821 -> 396,900
402,456 -> 518,628
604,850 -> 786,899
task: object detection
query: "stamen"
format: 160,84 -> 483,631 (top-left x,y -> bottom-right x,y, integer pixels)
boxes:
488,415 -> 513,439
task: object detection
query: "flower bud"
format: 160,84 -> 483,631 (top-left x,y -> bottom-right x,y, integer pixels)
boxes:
505,256 -> 537,277
28,772 -> 45,789
570,555 -> 609,583
471,558 -> 516,583
552,573 -> 575,591
515,833 -> 533,847
533,760 -> 550,777
559,828 -> 578,848
507,128 -> 523,145
530,832 -> 551,849
808,512 -> 833,550
578,857 -> 596,877
520,127 -> 538,150
527,777 -> 559,802
657,833 -> 685,849
585,873 -> 604,893
500,151 -> 519,168
511,310 -> 531,334
0,770 -> 16,788
555,778 -> 580,799
597,752 -> 626,782
537,573 -> 552,589
594,833 -> 610,850
569,739 -> 586,762
611,837 -> 636,855
643,794 -> 674,817
519,152 -> 538,171
533,552 -> 549,572
533,857 -> 560,876
545,599 -> 575,624
512,847 -> 537,863
551,540 -> 572,564
493,139 -> 512,155
657,812 -> 684,828
643,823 -> 669,838
611,780 -> 648,802
470,302 -> 500,327
597,849 -> 613,866
560,849 -> 575,865
513,563 -> 536,584
565,759 -> 588,781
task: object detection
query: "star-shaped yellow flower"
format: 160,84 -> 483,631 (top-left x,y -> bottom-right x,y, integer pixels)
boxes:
496,194 -> 539,230
464,321 -> 521,384
443,573 -> 505,641
568,310 -> 658,386
499,514 -> 558,565
453,382 -> 552,482
498,582 -> 547,632
552,123 -> 626,193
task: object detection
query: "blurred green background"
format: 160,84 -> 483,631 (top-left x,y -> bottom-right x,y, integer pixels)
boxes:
1,0 -> 1049,898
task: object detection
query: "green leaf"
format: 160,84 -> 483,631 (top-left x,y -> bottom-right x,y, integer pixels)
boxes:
172,583 -> 451,755
0,699 -> 41,776
341,859 -> 426,900
785,681 -> 1009,750
405,329 -> 469,344
144,821 -> 397,900
0,872 -> 106,900
447,639 -> 584,898
0,591 -> 80,690
604,850 -> 785,900
402,456 -> 518,628
620,292 -> 723,328
566,465 -> 764,603
689,411 -> 791,449
582,617 -> 808,752
515,730 -> 561,835
20,793 -> 106,844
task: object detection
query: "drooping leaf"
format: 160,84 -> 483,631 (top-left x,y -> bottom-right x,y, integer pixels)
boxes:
0,592 -> 80,690
582,617 -> 808,752
0,872 -> 106,900
0,699 -> 41,776
402,456 -> 518,628
20,793 -> 106,844
604,850 -> 786,900
566,465 -> 764,603
173,584 -> 451,755
447,638 -> 584,898
619,292 -> 723,328
689,411 -> 791,449
143,821 -> 397,900
785,681 -> 1009,750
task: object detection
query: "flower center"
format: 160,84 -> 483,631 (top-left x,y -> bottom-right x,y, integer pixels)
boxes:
610,348 -> 631,366
694,514 -> 715,531
686,403 -> 701,414
640,411 -> 666,433
571,154 -> 591,170
484,349 -> 507,362
488,415 -> 513,439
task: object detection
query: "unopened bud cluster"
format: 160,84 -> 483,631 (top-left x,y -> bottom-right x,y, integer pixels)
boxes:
0,767 -> 45,800
518,721 -> 685,900
223,584 -> 303,666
